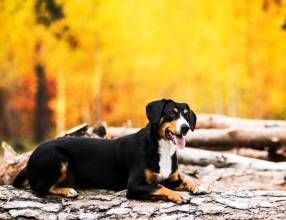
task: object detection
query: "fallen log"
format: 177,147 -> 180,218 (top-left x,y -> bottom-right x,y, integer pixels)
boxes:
179,164 -> 286,191
177,148 -> 286,170
107,127 -> 286,150
186,127 -> 286,149
0,185 -> 286,219
196,114 -> 286,129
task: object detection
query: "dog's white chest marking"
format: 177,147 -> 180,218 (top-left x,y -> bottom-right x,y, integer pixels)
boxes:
158,140 -> 176,180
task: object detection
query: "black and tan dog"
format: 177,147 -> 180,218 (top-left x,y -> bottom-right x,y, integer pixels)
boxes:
13,99 -> 202,203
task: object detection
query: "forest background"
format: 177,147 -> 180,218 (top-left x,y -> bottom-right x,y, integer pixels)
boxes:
0,0 -> 286,150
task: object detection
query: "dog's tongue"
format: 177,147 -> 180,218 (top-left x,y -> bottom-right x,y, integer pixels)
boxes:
174,136 -> 186,149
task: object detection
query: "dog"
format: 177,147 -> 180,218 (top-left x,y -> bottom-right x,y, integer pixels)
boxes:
13,99 -> 201,203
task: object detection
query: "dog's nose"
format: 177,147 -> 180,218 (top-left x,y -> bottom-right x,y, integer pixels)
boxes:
181,124 -> 190,136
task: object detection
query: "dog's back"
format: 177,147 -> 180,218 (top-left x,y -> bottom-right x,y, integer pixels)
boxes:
18,136 -> 136,196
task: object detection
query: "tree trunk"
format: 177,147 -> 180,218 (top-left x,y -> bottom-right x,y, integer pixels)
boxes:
0,88 -> 12,139
56,72 -> 66,136
93,42 -> 103,122
34,63 -> 51,142
0,185 -> 285,219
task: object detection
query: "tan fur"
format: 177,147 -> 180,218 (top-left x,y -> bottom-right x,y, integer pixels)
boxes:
58,162 -> 68,183
176,180 -> 198,193
168,169 -> 180,182
169,169 -> 198,193
48,162 -> 73,197
152,184 -> 186,203
159,120 -> 177,139
144,169 -> 159,184
49,186 -> 74,197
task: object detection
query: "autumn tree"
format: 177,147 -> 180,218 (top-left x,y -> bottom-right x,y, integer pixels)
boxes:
0,0 -> 286,144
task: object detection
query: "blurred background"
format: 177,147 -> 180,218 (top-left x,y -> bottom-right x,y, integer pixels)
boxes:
0,0 -> 286,149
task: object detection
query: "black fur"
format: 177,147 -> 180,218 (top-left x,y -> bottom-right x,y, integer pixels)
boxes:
13,167 -> 27,188
146,99 -> 169,124
13,99 -> 197,201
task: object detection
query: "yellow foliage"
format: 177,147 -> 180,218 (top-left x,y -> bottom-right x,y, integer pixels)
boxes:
0,0 -> 286,139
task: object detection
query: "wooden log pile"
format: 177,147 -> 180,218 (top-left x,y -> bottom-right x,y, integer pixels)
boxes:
1,114 -> 286,185
108,114 -> 286,160
177,148 -> 286,171
0,115 -> 286,219
108,126 -> 286,149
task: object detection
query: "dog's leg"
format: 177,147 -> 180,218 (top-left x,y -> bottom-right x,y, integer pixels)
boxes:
48,162 -> 78,198
127,183 -> 190,204
164,169 -> 199,193
49,186 -> 78,198
152,184 -> 191,203
127,171 -> 191,204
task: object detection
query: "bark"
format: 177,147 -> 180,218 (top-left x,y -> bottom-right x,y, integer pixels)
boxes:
177,148 -> 286,170
196,114 -> 286,129
0,185 -> 286,219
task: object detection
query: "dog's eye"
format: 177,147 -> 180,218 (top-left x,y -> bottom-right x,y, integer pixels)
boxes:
168,110 -> 176,116
183,111 -> 189,117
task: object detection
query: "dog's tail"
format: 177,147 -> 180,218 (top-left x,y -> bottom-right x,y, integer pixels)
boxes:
13,166 -> 28,188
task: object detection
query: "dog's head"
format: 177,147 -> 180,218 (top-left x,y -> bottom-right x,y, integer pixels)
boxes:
146,99 -> 196,149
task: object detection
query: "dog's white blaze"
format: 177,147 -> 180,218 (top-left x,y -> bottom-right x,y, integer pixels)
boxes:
158,139 -> 176,180
176,114 -> 188,133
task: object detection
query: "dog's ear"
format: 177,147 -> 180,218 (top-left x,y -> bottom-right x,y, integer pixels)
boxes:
184,104 -> 197,131
146,99 -> 167,124
189,109 -> 197,131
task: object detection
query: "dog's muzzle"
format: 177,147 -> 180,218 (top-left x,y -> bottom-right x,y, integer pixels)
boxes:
180,124 -> 190,136
166,125 -> 189,149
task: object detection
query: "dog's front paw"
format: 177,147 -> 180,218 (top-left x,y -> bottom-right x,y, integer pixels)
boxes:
66,188 -> 79,198
192,185 -> 211,195
189,184 -> 199,194
168,191 -> 191,204
178,181 -> 199,194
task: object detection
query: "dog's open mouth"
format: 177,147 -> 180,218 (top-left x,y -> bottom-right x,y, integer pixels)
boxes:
165,129 -> 186,149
